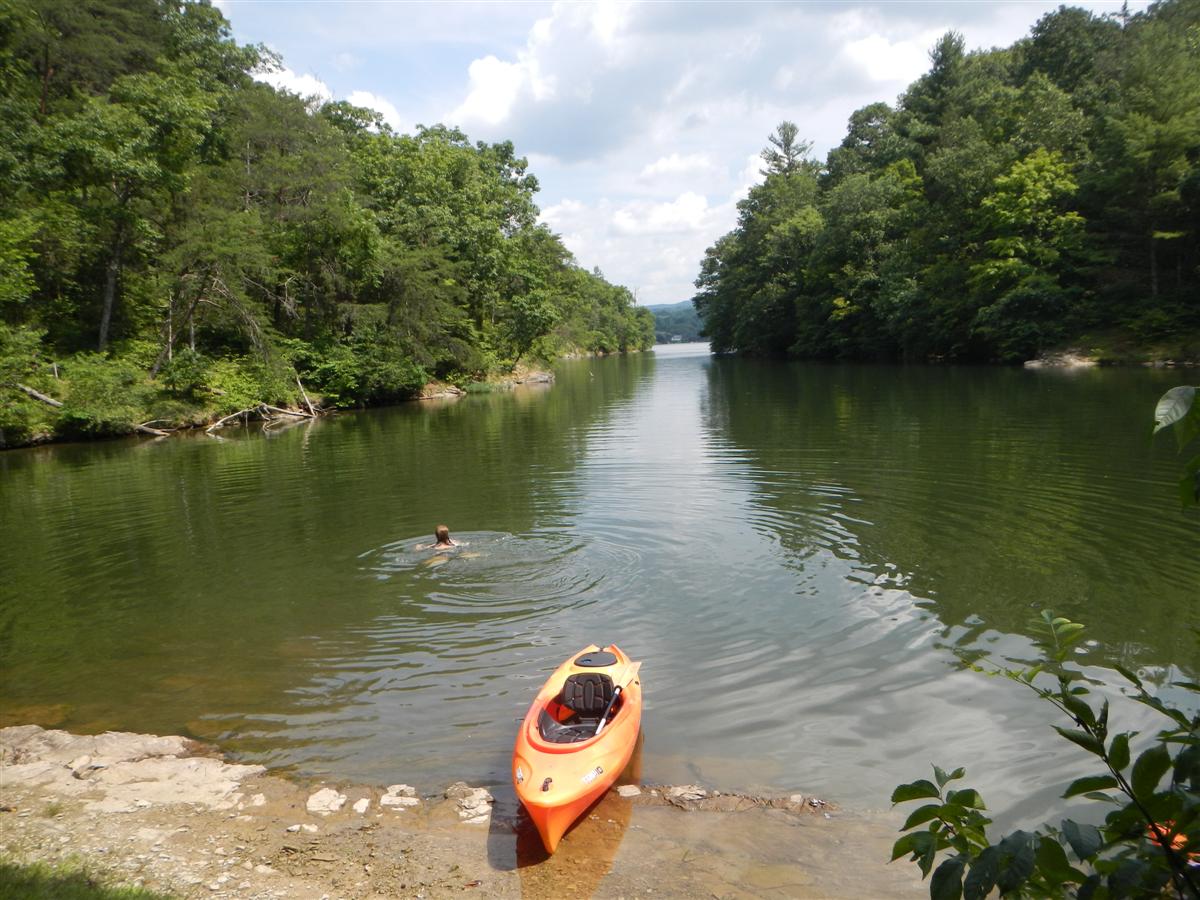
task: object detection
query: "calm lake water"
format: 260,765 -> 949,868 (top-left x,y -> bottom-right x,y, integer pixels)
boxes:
2,344 -> 1197,826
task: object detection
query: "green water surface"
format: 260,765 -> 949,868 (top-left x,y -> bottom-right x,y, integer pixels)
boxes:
1,345 -> 1197,823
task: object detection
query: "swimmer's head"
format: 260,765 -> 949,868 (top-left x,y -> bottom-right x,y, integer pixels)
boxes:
435,524 -> 451,544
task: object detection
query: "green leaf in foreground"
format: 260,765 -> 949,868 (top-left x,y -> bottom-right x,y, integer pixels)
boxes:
902,803 -> 943,830
1108,732 -> 1132,772
1062,774 -> 1119,798
892,779 -> 941,804
1061,819 -> 1103,861
930,856 -> 965,900
1131,743 -> 1171,797
1153,385 -> 1196,435
1053,726 -> 1105,757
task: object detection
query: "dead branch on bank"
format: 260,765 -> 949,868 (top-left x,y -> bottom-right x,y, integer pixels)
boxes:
206,406 -> 259,433
295,375 -> 318,417
14,383 -> 63,407
206,402 -> 321,434
261,404 -> 310,419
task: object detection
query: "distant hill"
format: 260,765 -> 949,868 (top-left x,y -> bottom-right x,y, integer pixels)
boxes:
646,300 -> 705,344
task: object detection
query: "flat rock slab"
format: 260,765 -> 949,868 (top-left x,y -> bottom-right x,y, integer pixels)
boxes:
0,725 -> 263,811
380,785 -> 421,810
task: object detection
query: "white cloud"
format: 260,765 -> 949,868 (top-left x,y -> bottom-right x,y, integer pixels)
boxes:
841,32 -> 942,85
639,153 -> 713,180
541,189 -> 731,303
451,56 -> 525,126
589,0 -> 635,45
612,191 -> 710,236
254,66 -> 332,103
346,90 -> 406,133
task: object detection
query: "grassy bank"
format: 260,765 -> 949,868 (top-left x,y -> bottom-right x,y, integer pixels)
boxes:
0,858 -> 172,900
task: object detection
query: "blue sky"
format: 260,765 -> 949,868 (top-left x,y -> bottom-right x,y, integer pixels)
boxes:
216,0 -> 1142,305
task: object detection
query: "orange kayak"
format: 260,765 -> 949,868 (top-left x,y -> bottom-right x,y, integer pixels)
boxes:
512,644 -> 643,853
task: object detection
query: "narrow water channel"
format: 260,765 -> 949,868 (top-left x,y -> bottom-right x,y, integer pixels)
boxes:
2,344 -> 1196,827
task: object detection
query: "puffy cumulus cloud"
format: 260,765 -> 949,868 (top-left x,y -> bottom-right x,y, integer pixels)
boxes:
449,54 -> 543,127
612,192 -> 711,236
346,90 -> 407,132
541,190 -> 734,304
639,153 -> 714,180
841,31 -> 943,85
255,65 -> 333,103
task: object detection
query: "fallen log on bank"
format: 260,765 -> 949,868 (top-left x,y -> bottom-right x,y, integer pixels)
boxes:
206,402 -> 321,434
14,382 -> 63,407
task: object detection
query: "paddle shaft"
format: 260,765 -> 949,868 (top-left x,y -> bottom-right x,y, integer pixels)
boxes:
594,685 -> 622,736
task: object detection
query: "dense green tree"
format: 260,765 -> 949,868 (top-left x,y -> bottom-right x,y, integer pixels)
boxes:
0,0 -> 652,447
694,0 -> 1200,365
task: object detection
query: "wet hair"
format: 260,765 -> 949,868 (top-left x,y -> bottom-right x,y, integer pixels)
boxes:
435,524 -> 450,543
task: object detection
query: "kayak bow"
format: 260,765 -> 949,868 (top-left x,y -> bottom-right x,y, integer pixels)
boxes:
512,644 -> 643,853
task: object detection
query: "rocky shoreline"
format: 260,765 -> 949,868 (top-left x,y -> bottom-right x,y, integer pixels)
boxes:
0,725 -> 920,898
1024,348 -> 1200,369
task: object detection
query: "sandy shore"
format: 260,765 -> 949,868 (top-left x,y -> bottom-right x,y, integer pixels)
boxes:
0,725 -> 921,898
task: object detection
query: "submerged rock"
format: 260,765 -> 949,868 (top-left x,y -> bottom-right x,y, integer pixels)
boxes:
445,782 -> 493,824
381,784 -> 420,810
666,785 -> 707,803
616,785 -> 642,798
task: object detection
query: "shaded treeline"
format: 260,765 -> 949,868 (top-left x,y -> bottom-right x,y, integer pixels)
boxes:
647,300 -> 704,344
695,1 -> 1200,363
0,0 -> 654,447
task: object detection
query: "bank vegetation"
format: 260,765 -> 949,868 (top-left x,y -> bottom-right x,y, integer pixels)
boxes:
695,1 -> 1200,365
0,0 -> 654,448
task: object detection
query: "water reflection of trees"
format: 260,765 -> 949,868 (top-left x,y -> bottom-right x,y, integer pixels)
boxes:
701,358 -> 1199,673
0,351 -> 657,742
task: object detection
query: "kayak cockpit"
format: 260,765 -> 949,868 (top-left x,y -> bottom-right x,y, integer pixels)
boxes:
536,672 -> 625,744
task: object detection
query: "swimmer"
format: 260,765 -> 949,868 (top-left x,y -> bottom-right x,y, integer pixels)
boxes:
431,524 -> 459,550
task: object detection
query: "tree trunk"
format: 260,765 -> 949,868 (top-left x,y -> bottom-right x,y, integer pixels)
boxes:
150,286 -> 204,376
1150,234 -> 1158,298
39,45 -> 52,118
98,233 -> 125,351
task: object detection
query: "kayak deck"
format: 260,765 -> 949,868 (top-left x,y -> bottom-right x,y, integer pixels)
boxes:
513,644 -> 643,853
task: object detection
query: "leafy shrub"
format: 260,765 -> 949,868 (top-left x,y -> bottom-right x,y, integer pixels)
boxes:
157,348 -> 210,399
58,354 -> 155,436
0,323 -> 58,444
204,356 -> 292,413
303,334 -> 426,407
892,612 -> 1200,899
893,395 -> 1200,898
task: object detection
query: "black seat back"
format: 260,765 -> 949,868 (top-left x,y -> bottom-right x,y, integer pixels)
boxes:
561,673 -> 614,716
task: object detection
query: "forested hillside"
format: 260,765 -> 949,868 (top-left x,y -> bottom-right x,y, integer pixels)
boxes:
0,0 -> 653,447
647,301 -> 704,343
695,1 -> 1200,363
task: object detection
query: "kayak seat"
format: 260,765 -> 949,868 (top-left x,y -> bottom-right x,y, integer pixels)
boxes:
537,674 -> 616,744
562,673 -> 614,717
